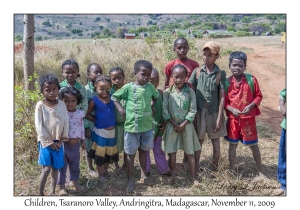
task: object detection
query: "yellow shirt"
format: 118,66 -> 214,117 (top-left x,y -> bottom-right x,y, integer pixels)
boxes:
281,32 -> 286,42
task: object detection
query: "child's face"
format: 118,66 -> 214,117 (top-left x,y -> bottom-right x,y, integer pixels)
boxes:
88,65 -> 102,83
110,70 -> 125,89
62,93 -> 78,112
171,67 -> 186,90
174,40 -> 189,60
62,65 -> 79,84
134,66 -> 152,85
202,48 -> 219,67
95,81 -> 112,99
42,82 -> 59,102
149,73 -> 159,89
229,59 -> 246,77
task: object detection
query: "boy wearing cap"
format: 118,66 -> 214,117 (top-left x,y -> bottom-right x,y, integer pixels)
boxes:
188,41 -> 227,172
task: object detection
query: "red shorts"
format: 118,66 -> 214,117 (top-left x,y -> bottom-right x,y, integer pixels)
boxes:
225,117 -> 258,145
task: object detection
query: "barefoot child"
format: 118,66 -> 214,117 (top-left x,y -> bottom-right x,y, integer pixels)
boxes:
273,88 -> 286,195
109,67 -> 127,173
84,63 -> 102,177
57,86 -> 87,195
224,51 -> 268,182
188,41 -> 227,172
145,68 -> 171,176
35,74 -> 69,196
162,64 -> 201,185
163,37 -> 200,168
112,60 -> 159,193
86,75 -> 119,182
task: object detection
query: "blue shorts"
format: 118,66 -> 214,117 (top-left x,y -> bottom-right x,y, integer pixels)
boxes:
38,141 -> 64,170
124,130 -> 154,155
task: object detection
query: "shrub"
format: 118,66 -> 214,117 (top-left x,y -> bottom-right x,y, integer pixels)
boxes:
14,74 -> 43,163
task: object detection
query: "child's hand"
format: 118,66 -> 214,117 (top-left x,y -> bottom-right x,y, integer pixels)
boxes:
85,128 -> 92,138
231,108 -> 241,117
176,123 -> 186,132
214,118 -> 221,133
55,140 -> 63,149
173,124 -> 180,132
241,105 -> 252,114
119,108 -> 126,118
280,106 -> 286,117
50,142 -> 59,151
151,106 -> 156,116
159,123 -> 166,132
81,140 -> 86,150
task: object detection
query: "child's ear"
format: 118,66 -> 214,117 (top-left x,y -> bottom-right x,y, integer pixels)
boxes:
77,74 -> 80,78
216,54 -> 220,59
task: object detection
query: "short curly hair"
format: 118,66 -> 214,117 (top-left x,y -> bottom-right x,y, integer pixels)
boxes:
58,86 -> 83,105
38,74 -> 60,93
94,75 -> 112,88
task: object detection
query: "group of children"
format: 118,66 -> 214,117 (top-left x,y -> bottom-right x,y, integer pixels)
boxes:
35,37 -> 282,195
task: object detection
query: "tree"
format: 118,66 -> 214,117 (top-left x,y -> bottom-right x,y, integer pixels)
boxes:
23,14 -> 35,90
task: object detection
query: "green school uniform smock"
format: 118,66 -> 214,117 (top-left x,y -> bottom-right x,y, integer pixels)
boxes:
162,84 -> 201,154
110,86 -> 126,152
279,89 -> 286,129
153,89 -> 164,138
188,64 -> 226,114
84,81 -> 97,152
111,82 -> 159,133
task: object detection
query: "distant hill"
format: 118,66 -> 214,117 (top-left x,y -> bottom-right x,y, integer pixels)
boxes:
14,14 -> 286,41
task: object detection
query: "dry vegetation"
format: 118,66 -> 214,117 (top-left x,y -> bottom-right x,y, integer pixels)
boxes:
14,36 -> 283,196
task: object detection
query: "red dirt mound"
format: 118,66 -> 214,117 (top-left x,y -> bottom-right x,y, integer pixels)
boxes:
14,44 -> 52,54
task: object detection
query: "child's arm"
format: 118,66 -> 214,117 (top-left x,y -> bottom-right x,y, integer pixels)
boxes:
35,102 -> 57,149
279,89 -> 286,117
177,88 -> 197,132
85,100 -> 95,121
60,104 -> 69,142
163,73 -> 170,91
162,89 -> 176,128
215,71 -> 226,132
114,101 -> 126,118
241,76 -> 263,114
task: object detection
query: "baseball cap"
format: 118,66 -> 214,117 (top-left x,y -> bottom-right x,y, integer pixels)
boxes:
203,41 -> 220,54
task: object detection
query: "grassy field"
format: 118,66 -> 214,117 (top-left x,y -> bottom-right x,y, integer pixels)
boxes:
14,36 -> 283,196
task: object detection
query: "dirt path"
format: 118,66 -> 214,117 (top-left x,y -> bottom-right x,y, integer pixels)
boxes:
240,43 -> 286,136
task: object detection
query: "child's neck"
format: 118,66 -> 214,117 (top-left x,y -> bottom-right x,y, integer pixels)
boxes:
114,84 -> 124,91
68,109 -> 76,112
67,80 -> 76,86
175,84 -> 185,93
43,98 -> 58,107
98,95 -> 110,103
205,64 -> 215,73
178,57 -> 188,61
233,74 -> 243,82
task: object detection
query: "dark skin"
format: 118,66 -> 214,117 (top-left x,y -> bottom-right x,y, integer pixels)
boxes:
109,70 -> 128,173
163,39 -> 189,91
226,58 -> 268,182
62,64 -> 79,86
85,64 -> 102,139
168,67 -> 199,186
60,94 -> 86,192
39,82 -> 63,196
190,48 -> 223,172
114,66 -> 157,193
86,81 -> 114,182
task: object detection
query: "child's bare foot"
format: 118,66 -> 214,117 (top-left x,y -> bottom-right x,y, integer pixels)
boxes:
88,169 -> 98,177
58,189 -> 67,196
251,173 -> 269,183
140,177 -> 153,186
193,180 -> 200,186
99,176 -> 108,183
162,171 -> 171,176
126,179 -> 134,193
168,175 -> 175,184
273,188 -> 285,196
